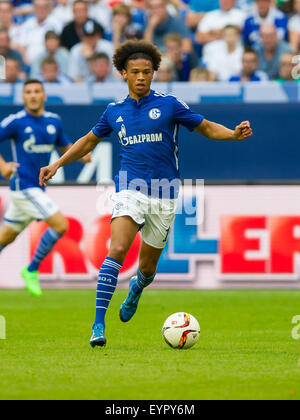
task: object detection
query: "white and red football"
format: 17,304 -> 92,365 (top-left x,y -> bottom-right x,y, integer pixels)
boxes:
162,312 -> 200,349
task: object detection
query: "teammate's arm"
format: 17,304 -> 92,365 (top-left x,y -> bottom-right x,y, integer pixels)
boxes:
39,131 -> 102,187
0,154 -> 19,179
194,119 -> 253,141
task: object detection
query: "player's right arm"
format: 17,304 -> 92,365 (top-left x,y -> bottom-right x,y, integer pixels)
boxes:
39,131 -> 103,187
0,114 -> 20,179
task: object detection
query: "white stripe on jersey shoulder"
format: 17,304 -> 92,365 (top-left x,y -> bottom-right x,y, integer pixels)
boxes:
1,110 -> 26,128
44,111 -> 61,119
108,97 -> 126,107
153,91 -> 190,109
154,91 -> 169,98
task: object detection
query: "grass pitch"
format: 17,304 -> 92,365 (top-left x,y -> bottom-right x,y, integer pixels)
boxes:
0,289 -> 299,400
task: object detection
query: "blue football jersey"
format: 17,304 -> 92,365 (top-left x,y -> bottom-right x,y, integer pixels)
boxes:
92,90 -> 204,197
243,8 -> 288,46
0,110 -> 70,191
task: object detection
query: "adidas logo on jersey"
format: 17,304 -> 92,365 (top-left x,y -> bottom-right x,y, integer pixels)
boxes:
116,116 -> 123,123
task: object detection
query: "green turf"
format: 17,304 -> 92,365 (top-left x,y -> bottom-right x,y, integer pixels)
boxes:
0,289 -> 300,400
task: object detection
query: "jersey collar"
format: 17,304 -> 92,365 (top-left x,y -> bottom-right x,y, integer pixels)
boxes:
125,89 -> 155,106
25,109 -> 45,119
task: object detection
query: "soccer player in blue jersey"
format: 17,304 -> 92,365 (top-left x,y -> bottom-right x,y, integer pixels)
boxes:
39,40 -> 253,347
0,79 -> 91,296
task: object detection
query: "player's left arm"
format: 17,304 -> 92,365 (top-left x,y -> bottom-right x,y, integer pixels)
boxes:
0,154 -> 20,179
40,130 -> 103,187
56,117 -> 92,164
194,119 -> 253,141
59,144 -> 92,164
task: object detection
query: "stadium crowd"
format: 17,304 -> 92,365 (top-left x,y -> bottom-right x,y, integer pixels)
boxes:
0,0 -> 299,84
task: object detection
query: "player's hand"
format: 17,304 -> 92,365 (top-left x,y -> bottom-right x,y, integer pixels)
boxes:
39,163 -> 59,187
80,152 -> 92,164
233,121 -> 253,141
0,162 -> 19,179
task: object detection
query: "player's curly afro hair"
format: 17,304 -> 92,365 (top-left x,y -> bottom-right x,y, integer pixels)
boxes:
113,40 -> 162,73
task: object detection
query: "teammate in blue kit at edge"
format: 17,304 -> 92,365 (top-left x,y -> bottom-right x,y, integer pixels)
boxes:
39,40 -> 253,348
0,79 -> 91,297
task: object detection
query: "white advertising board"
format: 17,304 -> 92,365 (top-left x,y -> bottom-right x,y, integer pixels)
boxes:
1,185 -> 300,289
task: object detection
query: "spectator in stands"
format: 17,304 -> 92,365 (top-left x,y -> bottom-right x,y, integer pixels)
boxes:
189,66 -> 214,81
186,0 -> 253,31
243,0 -> 288,47
126,0 -> 148,28
31,30 -> 70,78
168,0 -> 189,12
196,0 -> 245,46
68,19 -> 113,82
0,0 -> 22,48
1,57 -> 24,83
236,0 -> 255,12
202,25 -> 243,81
0,27 -> 26,74
164,33 -> 198,81
144,0 -> 193,53
87,52 -> 116,83
49,0 -> 73,27
276,51 -> 300,81
229,47 -> 269,80
61,0 -> 95,50
89,0 -> 112,37
255,22 -> 291,79
17,0 -> 63,64
112,3 -> 131,50
40,56 -> 73,83
288,0 -> 300,52
112,4 -> 144,50
155,56 -> 176,81
185,0 -> 220,30
12,0 -> 35,24
126,0 -> 146,9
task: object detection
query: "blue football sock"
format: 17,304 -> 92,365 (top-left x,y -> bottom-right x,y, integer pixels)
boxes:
94,256 -> 122,328
132,268 -> 156,294
28,228 -> 62,272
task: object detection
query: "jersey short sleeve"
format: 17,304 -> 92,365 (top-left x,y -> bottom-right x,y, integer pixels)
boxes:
172,97 -> 204,131
198,12 -> 215,33
55,117 -> 71,148
92,107 -> 113,139
0,114 -> 18,142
